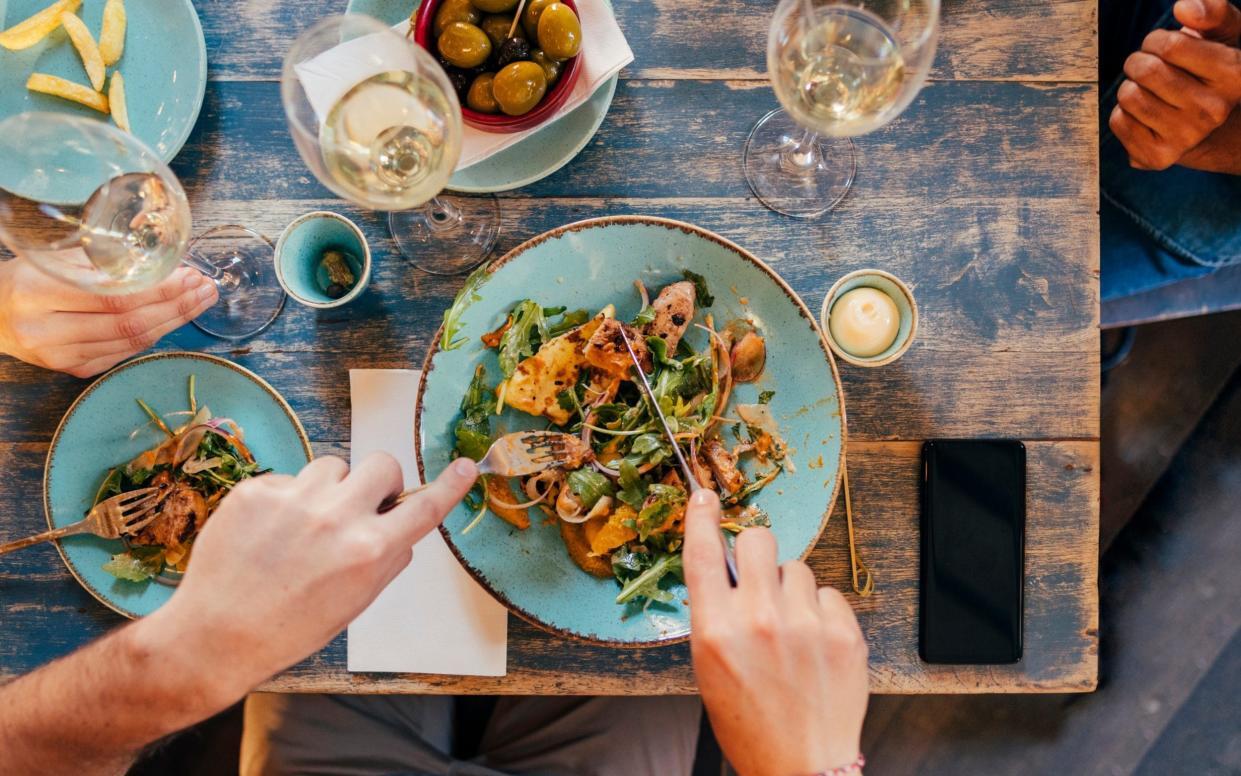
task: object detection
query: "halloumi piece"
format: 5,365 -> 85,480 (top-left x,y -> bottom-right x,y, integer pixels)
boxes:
500,317 -> 601,424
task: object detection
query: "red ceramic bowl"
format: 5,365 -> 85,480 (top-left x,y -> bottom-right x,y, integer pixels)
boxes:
414,0 -> 583,133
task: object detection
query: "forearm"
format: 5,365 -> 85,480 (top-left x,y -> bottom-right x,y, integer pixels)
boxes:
0,606 -> 250,775
1179,107 -> 1241,174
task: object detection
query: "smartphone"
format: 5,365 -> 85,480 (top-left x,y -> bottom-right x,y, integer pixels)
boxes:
920,440 -> 1025,664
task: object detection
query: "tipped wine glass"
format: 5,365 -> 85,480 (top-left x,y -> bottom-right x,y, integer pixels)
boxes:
281,14 -> 498,276
745,0 -> 940,218
0,112 -> 285,339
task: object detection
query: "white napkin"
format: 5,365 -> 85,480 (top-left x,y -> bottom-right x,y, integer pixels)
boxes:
295,0 -> 633,172
347,369 -> 507,676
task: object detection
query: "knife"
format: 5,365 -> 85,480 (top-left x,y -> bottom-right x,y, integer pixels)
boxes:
617,325 -> 740,586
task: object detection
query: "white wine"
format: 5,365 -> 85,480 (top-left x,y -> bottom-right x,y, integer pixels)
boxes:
773,7 -> 907,137
320,70 -> 459,211
79,172 -> 190,291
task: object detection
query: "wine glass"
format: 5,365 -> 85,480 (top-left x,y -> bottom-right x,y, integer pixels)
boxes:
0,112 -> 285,339
281,14 -> 499,276
744,0 -> 940,218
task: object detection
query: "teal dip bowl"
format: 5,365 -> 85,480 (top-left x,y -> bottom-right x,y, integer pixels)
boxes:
275,211 -> 372,308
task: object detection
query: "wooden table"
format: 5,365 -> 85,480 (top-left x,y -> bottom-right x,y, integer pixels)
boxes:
0,0 -> 1099,694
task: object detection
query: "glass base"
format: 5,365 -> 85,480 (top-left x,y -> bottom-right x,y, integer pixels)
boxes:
389,194 -> 500,276
743,108 -> 856,219
187,225 -> 286,340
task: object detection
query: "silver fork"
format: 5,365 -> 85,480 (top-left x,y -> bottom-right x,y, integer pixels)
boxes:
0,487 -> 165,556
379,432 -> 587,513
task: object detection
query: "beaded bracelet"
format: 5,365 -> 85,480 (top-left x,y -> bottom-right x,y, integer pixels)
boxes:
814,753 -> 866,775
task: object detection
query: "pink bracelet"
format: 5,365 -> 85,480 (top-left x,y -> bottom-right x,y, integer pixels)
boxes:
815,753 -> 865,775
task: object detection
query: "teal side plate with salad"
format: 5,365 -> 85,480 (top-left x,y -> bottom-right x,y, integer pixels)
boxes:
416,216 -> 846,646
44,352 -> 312,619
345,0 -> 617,194
0,0 -> 207,165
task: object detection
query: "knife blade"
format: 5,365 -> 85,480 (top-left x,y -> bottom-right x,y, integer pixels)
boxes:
616,325 -> 739,586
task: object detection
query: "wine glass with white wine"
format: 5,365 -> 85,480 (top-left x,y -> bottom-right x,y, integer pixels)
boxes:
745,0 -> 940,218
282,14 -> 498,276
0,112 -> 285,339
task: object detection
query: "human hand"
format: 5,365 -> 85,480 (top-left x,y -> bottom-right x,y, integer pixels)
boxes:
142,454 -> 478,706
0,259 -> 217,378
684,490 -> 869,776
1110,0 -> 1241,170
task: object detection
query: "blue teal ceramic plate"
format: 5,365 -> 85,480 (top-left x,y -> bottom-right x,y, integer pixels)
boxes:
345,0 -> 617,194
0,0 -> 206,163
416,217 -> 846,646
44,352 -> 312,619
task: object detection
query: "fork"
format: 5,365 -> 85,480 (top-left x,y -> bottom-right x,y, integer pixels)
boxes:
0,487 -> 164,556
378,432 -> 584,513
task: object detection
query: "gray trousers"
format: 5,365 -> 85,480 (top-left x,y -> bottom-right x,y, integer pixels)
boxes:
240,693 -> 702,776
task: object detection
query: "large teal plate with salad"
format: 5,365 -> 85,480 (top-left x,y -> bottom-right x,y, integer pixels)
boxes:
44,352 -> 312,619
345,0 -> 617,194
0,0 -> 207,164
416,216 -> 846,646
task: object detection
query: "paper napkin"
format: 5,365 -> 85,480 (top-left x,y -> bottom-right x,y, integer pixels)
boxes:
295,0 -> 632,172
347,369 -> 506,676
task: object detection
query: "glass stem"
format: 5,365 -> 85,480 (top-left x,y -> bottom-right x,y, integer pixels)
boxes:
422,196 -> 464,232
780,129 -> 825,174
181,251 -> 237,291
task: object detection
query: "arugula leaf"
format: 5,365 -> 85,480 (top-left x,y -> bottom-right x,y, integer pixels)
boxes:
547,308 -> 589,337
758,390 -> 776,405
624,432 -> 671,469
102,548 -> 164,583
614,552 -> 684,605
454,364 -> 496,461
636,483 -> 686,540
617,460 -> 647,508
440,264 -> 490,351
633,305 -> 656,326
566,469 -> 615,510
653,353 -> 711,403
497,300 -> 549,379
645,335 -> 682,370
682,269 -> 714,307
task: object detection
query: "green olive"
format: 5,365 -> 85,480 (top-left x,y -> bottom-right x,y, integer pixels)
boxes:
466,72 -> 499,113
492,60 -> 548,115
437,22 -> 492,69
537,3 -> 580,61
471,0 -> 518,13
433,0 -> 480,37
521,0 -> 555,40
480,13 -> 523,48
531,48 -> 560,85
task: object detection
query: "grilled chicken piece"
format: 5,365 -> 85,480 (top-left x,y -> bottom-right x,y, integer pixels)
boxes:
702,438 -> 745,496
132,480 -> 207,547
584,318 -> 651,378
644,281 -> 696,352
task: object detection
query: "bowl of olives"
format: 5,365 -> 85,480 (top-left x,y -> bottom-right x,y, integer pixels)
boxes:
415,0 -> 583,132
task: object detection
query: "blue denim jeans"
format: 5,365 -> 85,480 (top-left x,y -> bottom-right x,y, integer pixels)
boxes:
1100,0 -> 1241,301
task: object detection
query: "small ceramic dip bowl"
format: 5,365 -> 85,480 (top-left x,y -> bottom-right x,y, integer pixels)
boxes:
820,268 -> 918,367
274,211 -> 371,308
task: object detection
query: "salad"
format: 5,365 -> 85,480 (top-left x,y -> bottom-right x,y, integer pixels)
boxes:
94,377 -> 266,583
450,272 -> 791,606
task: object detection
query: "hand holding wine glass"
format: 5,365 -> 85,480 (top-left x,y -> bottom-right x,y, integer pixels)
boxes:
745,0 -> 940,218
0,260 -> 216,378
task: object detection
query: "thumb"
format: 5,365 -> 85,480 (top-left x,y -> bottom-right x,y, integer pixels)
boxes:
1175,0 -> 1241,42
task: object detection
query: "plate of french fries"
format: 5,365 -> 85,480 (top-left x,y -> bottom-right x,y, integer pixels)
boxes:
0,0 -> 205,162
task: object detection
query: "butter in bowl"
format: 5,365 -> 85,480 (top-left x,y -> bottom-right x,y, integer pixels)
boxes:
820,269 -> 918,367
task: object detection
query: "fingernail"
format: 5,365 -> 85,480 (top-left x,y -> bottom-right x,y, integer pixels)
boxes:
1181,0 -> 1205,17
691,488 -> 719,507
183,271 -> 203,289
452,457 -> 478,477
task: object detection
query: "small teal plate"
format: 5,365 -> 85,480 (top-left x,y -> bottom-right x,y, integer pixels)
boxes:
0,0 -> 207,163
44,353 -> 312,619
346,0 -> 617,194
416,217 -> 846,646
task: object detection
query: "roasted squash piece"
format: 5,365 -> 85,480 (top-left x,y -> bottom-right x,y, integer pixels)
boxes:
485,476 -> 530,529
559,519 -> 613,578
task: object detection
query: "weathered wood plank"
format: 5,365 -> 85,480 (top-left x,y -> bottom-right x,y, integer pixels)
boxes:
0,344 -> 1097,444
197,0 -> 1096,83
0,440 -> 1098,694
170,80 -> 1097,203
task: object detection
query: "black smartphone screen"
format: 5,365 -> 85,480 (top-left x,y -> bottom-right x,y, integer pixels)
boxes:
920,440 -> 1025,664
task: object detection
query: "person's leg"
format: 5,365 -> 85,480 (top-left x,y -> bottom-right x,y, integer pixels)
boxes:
240,693 -> 457,776
1100,198 -> 1216,301
474,696 -> 702,776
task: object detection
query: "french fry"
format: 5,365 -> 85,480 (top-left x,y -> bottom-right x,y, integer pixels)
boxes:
27,72 -> 109,113
109,72 -> 130,132
59,12 -> 105,91
99,0 -> 125,66
0,0 -> 81,51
